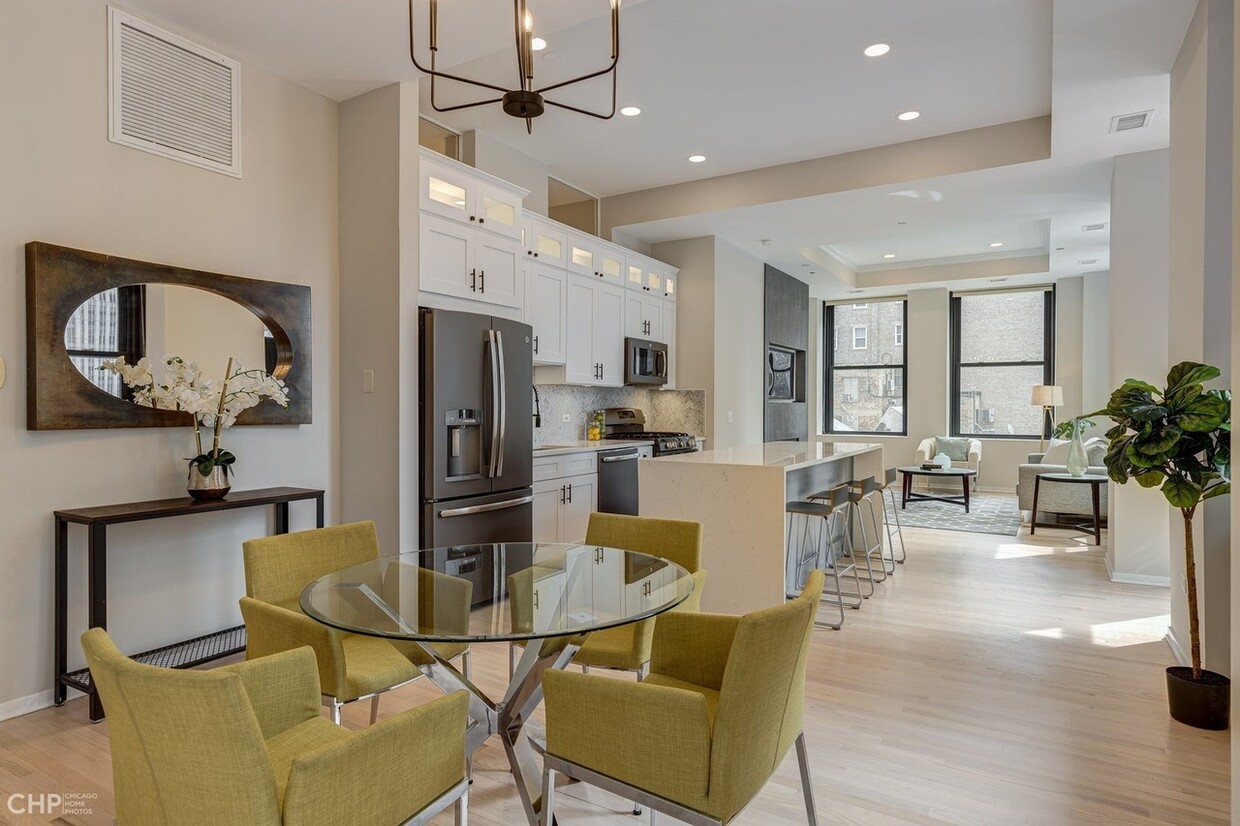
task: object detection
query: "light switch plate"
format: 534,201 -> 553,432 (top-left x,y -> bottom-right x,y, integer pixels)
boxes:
362,369 -> 375,394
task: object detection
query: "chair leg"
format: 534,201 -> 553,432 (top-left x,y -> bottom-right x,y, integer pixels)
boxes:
462,648 -> 473,680
330,699 -> 342,725
509,643 -> 516,678
795,731 -> 818,826
455,783 -> 469,826
369,693 -> 381,725
541,767 -> 555,826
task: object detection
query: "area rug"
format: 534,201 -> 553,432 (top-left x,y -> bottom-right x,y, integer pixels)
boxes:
893,494 -> 1022,536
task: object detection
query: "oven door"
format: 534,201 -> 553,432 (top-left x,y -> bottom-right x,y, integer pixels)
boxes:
624,337 -> 668,386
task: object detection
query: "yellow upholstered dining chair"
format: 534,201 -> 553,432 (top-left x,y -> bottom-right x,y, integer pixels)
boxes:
240,521 -> 471,724
507,514 -> 707,680
81,628 -> 469,826
541,570 -> 825,826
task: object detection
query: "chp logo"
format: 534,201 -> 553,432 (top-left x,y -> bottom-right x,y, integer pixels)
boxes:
7,792 -> 96,817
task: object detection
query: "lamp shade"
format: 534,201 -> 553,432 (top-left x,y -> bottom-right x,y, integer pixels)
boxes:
1030,385 -> 1063,407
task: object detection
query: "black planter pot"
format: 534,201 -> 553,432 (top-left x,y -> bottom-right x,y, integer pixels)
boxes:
1166,666 -> 1230,730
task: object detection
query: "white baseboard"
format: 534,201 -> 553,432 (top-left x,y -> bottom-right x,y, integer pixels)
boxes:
1104,554 -> 1171,587
0,689 -> 55,722
1165,629 -> 1190,666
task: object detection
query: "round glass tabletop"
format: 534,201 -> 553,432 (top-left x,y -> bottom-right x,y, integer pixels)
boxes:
300,542 -> 694,644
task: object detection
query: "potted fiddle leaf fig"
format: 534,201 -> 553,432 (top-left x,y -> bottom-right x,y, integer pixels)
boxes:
1092,361 -> 1231,729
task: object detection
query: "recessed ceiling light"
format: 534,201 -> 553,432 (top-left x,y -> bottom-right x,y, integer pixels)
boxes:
531,37 -> 547,51
863,43 -> 890,57
688,154 -> 706,163
897,111 -> 920,121
883,253 -> 896,259
620,105 -> 641,117
989,242 -> 1004,248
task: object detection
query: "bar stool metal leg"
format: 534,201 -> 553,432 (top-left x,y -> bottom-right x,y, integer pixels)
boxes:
849,479 -> 888,583
786,505 -> 845,629
882,467 -> 907,563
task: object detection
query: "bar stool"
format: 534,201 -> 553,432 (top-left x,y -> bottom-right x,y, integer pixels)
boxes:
877,467 -> 907,563
808,484 -> 878,598
785,500 -> 861,629
849,476 -> 896,578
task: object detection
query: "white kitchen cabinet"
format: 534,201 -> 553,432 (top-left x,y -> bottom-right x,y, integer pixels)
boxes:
419,151 -> 524,241
625,261 -> 645,292
644,266 -> 664,295
565,276 -> 625,387
597,247 -> 626,287
531,473 -> 598,542
566,233 -> 598,278
662,268 -> 679,301
525,217 -> 568,267
625,565 -> 669,613
624,292 -> 664,341
420,212 -> 521,309
662,300 -> 678,389
526,261 -> 567,365
531,569 -> 567,632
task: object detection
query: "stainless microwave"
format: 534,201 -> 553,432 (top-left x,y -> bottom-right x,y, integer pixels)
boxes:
624,337 -> 668,386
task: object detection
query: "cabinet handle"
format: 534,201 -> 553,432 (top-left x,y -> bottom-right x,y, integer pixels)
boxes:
470,215 -> 477,222
533,251 -> 537,257
567,483 -> 573,504
479,217 -> 485,224
470,269 -> 477,292
528,250 -> 533,256
560,485 -> 566,505
533,335 -> 539,354
534,589 -> 540,610
479,270 -> 485,293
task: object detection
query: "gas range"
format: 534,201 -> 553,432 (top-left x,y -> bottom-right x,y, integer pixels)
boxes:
602,408 -> 700,456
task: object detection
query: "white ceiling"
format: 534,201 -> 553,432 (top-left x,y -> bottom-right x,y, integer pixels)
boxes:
121,0 -> 1198,297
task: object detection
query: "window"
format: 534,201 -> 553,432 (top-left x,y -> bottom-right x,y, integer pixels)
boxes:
548,177 -> 599,235
951,288 -> 1054,438
418,117 -> 460,160
64,286 -> 146,399
825,299 -> 907,434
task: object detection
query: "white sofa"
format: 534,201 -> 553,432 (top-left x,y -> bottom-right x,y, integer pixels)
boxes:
1015,442 -> 1109,518
915,437 -> 982,490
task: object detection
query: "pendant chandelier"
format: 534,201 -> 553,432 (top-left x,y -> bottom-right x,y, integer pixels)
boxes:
408,0 -> 620,133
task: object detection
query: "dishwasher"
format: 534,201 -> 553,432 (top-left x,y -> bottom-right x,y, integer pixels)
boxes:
597,446 -> 643,515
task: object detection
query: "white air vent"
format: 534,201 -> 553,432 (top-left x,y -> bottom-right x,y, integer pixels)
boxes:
108,7 -> 241,177
1078,259 -> 1098,266
1110,110 -> 1153,133
1082,223 -> 1107,232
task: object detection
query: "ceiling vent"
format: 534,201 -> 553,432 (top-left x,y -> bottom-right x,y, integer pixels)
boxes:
1109,110 -> 1153,133
108,7 -> 241,177
1078,259 -> 1098,266
1082,223 -> 1107,232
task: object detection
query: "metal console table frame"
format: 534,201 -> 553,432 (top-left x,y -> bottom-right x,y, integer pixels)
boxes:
54,486 -> 325,721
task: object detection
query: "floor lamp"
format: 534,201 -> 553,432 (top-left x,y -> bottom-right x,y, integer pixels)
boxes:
1030,385 -> 1063,451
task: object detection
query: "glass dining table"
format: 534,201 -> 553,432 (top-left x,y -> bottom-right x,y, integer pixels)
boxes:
300,542 -> 694,826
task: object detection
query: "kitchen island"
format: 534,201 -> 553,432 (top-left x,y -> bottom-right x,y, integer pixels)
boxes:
639,441 -> 884,613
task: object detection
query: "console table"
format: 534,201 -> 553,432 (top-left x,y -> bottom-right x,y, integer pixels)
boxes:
55,486 -> 325,721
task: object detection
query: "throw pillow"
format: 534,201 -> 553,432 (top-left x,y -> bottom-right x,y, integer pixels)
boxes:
1041,438 -> 1073,465
934,436 -> 972,461
1085,437 -> 1107,468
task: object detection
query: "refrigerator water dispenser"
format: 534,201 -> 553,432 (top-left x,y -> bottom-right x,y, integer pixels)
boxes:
445,409 -> 483,480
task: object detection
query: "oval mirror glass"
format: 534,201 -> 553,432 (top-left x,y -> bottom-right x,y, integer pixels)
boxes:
65,284 -> 281,399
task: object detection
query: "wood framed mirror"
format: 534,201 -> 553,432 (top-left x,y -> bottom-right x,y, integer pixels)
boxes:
26,242 -> 312,430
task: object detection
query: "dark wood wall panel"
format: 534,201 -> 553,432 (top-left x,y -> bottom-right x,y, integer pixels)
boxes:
763,264 -> 808,442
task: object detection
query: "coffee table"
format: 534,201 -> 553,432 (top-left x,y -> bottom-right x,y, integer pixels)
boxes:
898,466 -> 979,513
1031,472 -> 1107,545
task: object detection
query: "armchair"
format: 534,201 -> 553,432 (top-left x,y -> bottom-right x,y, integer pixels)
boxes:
541,571 -> 824,826
81,628 -> 468,826
915,436 -> 982,489
241,521 -> 470,724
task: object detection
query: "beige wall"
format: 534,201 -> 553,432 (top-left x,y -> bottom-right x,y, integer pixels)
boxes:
1230,0 -> 1239,805
1108,150 -> 1172,585
0,0 -> 339,716
1080,272 -> 1111,414
150,286 -> 268,373
462,130 -> 549,216
650,236 -> 765,450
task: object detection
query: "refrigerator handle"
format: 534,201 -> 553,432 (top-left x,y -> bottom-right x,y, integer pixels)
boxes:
495,329 -> 507,477
438,494 -> 535,518
487,330 -> 501,478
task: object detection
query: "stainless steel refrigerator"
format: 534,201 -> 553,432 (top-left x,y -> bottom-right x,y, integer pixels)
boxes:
419,308 -> 534,565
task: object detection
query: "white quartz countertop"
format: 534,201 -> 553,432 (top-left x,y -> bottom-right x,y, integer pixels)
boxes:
532,439 -> 654,457
648,440 -> 881,471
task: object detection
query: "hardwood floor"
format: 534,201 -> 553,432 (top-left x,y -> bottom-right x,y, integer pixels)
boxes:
0,520 -> 1228,825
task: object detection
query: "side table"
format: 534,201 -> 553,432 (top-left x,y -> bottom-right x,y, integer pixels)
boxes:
1030,473 -> 1106,545
55,486 -> 325,721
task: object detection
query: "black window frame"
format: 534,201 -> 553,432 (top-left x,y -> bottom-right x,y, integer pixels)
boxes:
950,287 -> 1055,440
824,299 -> 909,436
65,285 -> 146,400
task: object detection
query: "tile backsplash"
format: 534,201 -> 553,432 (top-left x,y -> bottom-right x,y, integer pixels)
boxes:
532,385 -> 706,445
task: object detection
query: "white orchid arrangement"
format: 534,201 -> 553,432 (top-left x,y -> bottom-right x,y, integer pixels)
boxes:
104,355 -> 289,478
